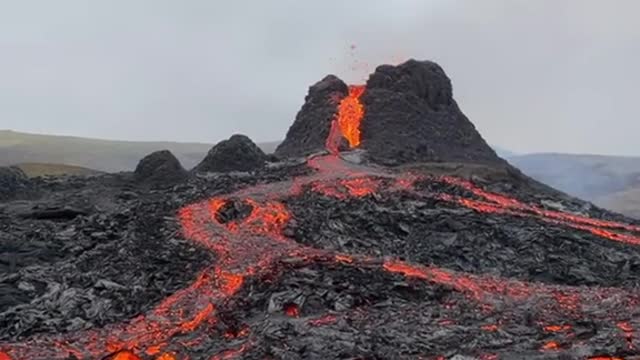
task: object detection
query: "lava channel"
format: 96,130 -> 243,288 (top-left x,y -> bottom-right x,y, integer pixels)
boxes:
325,84 -> 365,154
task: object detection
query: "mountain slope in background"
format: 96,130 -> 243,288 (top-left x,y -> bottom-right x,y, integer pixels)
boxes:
506,152 -> 640,218
14,163 -> 103,178
596,187 -> 640,219
0,130 -> 279,172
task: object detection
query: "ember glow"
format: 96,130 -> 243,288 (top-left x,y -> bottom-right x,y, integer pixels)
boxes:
2,86 -> 639,359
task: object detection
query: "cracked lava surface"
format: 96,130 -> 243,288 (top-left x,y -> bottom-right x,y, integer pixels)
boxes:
1,85 -> 640,359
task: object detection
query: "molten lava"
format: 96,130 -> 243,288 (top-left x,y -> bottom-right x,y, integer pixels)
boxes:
325,85 -> 365,153
541,341 -> 560,351
155,353 -> 176,360
543,324 -> 572,333
111,350 -> 142,360
337,85 -> 365,148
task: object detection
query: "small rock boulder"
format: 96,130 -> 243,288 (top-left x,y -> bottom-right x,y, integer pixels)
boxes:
194,134 -> 267,173
134,150 -> 188,184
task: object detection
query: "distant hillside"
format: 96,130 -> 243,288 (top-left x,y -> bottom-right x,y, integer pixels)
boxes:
507,153 -> 640,218
0,130 -> 279,172
15,163 -> 103,178
595,187 -> 640,219
507,153 -> 640,199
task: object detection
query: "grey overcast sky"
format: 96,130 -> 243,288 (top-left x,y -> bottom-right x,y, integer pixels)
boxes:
1,0 -> 639,155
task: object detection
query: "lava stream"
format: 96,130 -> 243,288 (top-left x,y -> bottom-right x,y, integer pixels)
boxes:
325,85 -> 365,154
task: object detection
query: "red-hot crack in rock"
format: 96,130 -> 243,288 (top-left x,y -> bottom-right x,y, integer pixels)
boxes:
2,85 -> 640,359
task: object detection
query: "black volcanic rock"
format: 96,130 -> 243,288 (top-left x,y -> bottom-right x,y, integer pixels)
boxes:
194,134 -> 267,173
134,150 -> 188,184
0,166 -> 31,201
360,59 -> 503,166
275,75 -> 348,158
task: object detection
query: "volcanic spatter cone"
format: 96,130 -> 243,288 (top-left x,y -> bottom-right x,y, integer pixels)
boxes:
275,75 -> 349,158
194,134 -> 267,173
277,59 -> 503,166
134,150 -> 189,185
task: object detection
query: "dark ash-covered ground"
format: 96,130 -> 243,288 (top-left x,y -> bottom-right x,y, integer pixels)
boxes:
286,174 -> 640,288
0,162 -> 309,341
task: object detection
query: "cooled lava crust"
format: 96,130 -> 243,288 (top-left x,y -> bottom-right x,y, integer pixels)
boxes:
2,60 -> 640,359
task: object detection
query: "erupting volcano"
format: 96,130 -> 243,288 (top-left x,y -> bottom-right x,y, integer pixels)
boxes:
1,59 -> 639,359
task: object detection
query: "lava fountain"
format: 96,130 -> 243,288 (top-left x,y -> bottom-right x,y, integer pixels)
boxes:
325,85 -> 365,154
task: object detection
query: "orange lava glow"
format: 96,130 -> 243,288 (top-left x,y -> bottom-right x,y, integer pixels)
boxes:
243,199 -> 290,236
341,177 -> 379,197
0,352 -> 11,360
335,254 -> 354,264
541,341 -> 560,350
325,85 -> 365,153
180,303 -> 214,332
337,85 -> 365,148
209,344 -> 249,360
440,176 -> 640,246
145,345 -> 164,355
223,325 -> 250,340
111,350 -> 142,360
155,353 -> 177,360
543,325 -> 572,333
312,177 -> 381,199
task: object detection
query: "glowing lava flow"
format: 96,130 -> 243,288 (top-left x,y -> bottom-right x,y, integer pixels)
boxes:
2,86 -> 640,359
438,176 -> 640,246
325,85 -> 365,154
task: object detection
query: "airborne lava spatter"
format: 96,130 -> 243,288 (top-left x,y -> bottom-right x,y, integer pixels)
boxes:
2,89 -> 640,359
